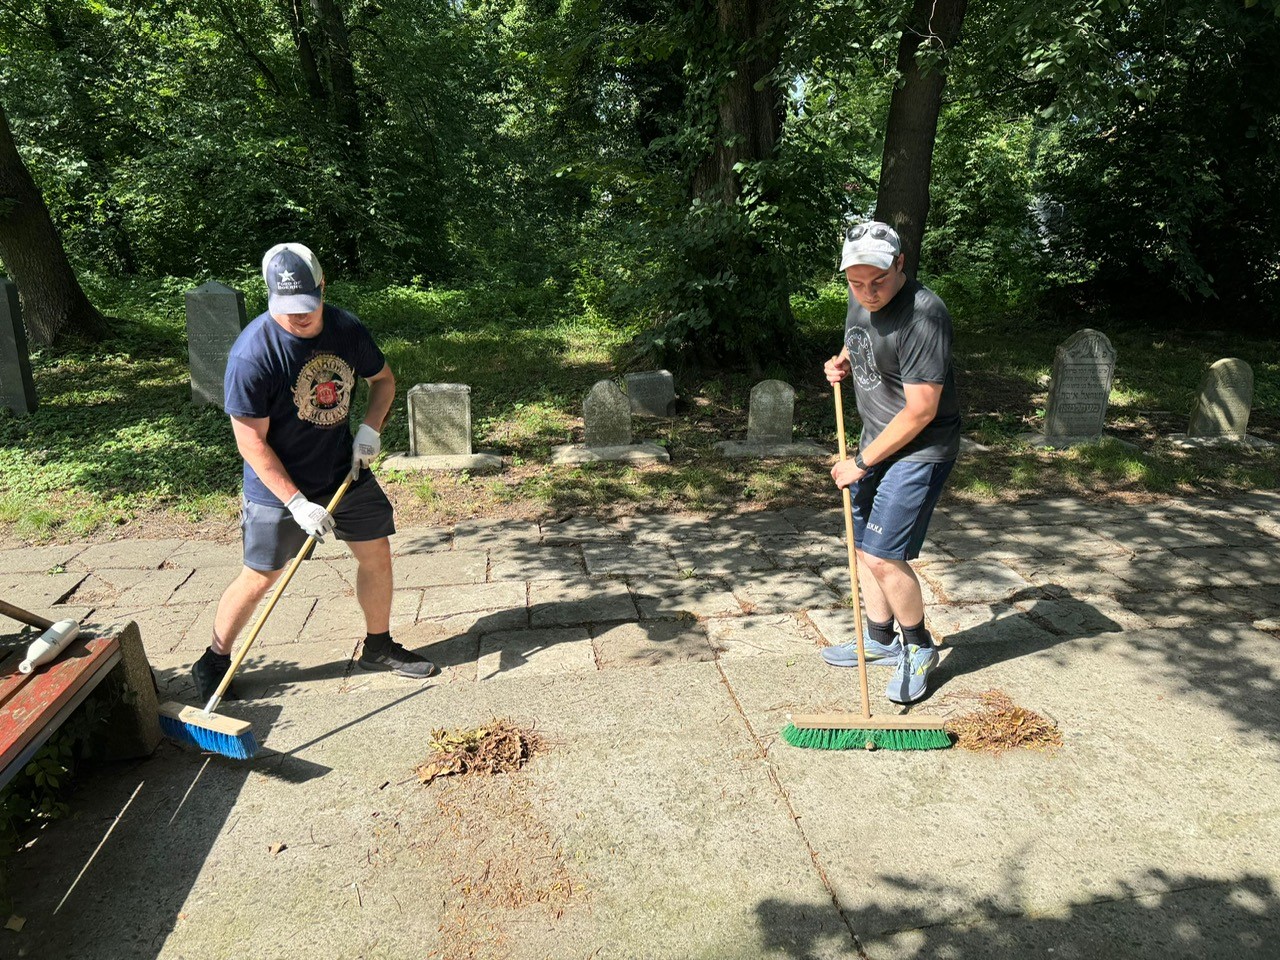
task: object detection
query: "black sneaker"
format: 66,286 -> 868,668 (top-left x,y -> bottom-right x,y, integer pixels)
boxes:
192,648 -> 241,702
357,639 -> 437,679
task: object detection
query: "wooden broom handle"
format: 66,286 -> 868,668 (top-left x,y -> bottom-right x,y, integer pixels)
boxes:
204,472 -> 356,714
833,381 -> 872,721
0,598 -> 55,631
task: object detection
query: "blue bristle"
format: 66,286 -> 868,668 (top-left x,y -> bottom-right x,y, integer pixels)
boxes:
159,713 -> 259,760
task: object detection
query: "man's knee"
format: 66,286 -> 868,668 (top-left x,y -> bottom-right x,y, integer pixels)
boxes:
858,550 -> 910,580
234,565 -> 282,600
351,537 -> 392,573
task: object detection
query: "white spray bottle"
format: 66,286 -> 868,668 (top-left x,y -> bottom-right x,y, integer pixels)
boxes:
19,619 -> 81,674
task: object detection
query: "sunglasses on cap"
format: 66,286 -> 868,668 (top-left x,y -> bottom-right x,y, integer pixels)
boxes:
845,222 -> 900,246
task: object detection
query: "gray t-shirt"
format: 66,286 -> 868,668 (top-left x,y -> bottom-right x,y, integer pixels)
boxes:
843,278 -> 961,463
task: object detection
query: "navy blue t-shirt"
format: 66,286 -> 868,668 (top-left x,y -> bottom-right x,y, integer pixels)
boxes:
223,305 -> 386,506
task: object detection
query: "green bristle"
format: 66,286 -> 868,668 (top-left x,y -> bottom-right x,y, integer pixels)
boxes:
159,713 -> 259,760
781,723 -> 951,751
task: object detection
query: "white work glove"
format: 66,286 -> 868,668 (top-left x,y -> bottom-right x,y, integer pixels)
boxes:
350,423 -> 381,479
285,492 -> 336,542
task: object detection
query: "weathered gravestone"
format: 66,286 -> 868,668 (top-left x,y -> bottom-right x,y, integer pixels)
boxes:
1188,359 -> 1252,438
381,383 -> 502,471
625,370 -> 676,418
551,380 -> 669,463
185,281 -> 248,408
584,380 -> 631,447
715,380 -> 828,458
1020,329 -> 1118,448
1167,359 -> 1273,449
0,277 -> 37,416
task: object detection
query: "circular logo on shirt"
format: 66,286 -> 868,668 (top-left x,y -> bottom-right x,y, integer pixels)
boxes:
845,327 -> 882,390
293,354 -> 355,426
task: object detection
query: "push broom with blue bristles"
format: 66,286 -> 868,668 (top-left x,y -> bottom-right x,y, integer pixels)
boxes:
158,474 -> 355,760
781,382 -> 951,751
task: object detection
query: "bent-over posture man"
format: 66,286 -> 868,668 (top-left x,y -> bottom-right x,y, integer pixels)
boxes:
191,242 -> 435,700
821,221 -> 960,704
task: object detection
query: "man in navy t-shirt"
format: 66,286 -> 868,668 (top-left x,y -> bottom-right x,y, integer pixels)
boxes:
191,242 -> 436,701
819,221 -> 960,705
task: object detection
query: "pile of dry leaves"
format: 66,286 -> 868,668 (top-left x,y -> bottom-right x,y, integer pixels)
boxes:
416,719 -> 546,785
946,689 -> 1063,753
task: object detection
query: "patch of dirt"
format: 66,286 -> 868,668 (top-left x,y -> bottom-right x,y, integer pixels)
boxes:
943,689 -> 1064,753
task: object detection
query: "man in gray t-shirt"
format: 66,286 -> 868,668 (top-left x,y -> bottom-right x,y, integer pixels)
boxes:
820,221 -> 960,705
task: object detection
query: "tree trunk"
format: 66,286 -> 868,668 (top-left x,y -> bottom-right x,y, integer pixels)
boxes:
0,100 -> 107,346
286,0 -> 327,103
875,0 -> 968,276
691,0 -> 787,203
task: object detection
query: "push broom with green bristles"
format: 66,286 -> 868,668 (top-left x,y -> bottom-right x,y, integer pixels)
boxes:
782,382 -> 951,752
158,473 -> 355,760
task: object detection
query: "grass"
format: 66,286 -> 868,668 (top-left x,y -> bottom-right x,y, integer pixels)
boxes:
0,275 -> 1277,542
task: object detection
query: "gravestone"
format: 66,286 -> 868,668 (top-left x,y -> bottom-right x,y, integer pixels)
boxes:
381,383 -> 502,472
1020,329 -> 1118,448
551,379 -> 669,464
584,380 -> 632,447
1187,359 -> 1252,438
185,281 -> 248,408
747,380 -> 795,444
409,383 -> 472,456
625,370 -> 676,418
0,278 -> 37,416
715,380 -> 828,459
1166,359 -> 1273,449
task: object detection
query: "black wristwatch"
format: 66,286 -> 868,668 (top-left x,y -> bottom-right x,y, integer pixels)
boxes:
854,451 -> 868,471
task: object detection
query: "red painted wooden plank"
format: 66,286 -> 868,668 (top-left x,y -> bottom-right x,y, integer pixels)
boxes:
0,648 -> 28,704
0,635 -> 120,770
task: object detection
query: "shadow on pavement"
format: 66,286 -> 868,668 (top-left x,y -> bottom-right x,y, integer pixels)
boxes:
755,870 -> 1280,959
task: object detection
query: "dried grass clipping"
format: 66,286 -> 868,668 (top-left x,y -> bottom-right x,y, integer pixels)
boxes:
416,719 -> 545,785
946,690 -> 1063,753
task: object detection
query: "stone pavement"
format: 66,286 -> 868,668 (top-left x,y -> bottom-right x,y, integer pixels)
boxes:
2,491 -> 1279,958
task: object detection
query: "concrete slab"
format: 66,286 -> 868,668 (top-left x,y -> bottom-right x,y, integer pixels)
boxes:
477,627 -> 595,679
390,526 -> 452,554
72,537 -> 185,570
528,579 -> 637,627
393,550 -> 487,588
668,541 -> 777,576
591,620 -> 715,669
629,577 -> 744,620
164,541 -> 242,568
539,515 -> 628,543
489,543 -> 586,581
704,613 -> 820,658
732,569 -> 843,614
922,560 -> 1037,604
164,565 -> 244,605
758,534 -> 844,569
0,571 -> 86,609
419,581 -> 525,619
0,542 -> 88,573
580,541 -> 676,578
452,518 -> 540,551
175,595 -> 319,651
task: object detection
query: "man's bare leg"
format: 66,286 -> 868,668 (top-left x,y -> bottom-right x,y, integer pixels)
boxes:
856,549 -> 925,628
211,566 -> 283,654
347,536 -> 393,634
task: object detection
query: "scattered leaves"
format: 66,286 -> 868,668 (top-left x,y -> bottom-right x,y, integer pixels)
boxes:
5,915 -> 25,932
416,719 -> 546,785
946,689 -> 1063,753
269,842 -> 287,856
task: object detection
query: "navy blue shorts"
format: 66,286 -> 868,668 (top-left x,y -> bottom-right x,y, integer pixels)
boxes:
850,459 -> 954,562
240,475 -> 396,572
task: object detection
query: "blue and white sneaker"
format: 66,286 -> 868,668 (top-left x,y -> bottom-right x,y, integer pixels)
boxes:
885,643 -> 939,704
821,634 -> 904,668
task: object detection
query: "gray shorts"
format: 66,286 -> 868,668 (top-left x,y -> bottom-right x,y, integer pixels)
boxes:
241,476 -> 396,572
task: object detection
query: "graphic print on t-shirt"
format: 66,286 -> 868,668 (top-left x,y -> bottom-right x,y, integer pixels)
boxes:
845,327 -> 882,390
292,353 -> 355,426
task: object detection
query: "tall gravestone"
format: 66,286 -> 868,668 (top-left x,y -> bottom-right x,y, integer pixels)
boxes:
408,383 -> 472,456
185,281 -> 248,408
1023,329 -> 1117,447
584,380 -> 632,447
1187,359 -> 1252,439
747,380 -> 795,445
551,379 -> 668,463
382,383 -> 502,471
715,380 -> 828,458
625,370 -> 676,418
0,278 -> 37,416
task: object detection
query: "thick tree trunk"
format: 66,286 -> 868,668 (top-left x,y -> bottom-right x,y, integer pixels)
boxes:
691,0 -> 787,203
875,0 -> 968,276
286,0 -> 327,103
0,100 -> 107,346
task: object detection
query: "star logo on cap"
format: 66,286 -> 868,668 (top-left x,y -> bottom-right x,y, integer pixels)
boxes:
278,270 -> 296,284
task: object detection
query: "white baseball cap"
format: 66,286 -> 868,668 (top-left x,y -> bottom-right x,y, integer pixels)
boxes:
840,221 -> 902,271
262,242 -> 324,313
